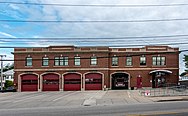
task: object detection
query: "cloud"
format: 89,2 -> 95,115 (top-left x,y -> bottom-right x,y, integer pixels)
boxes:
0,32 -> 16,38
1,0 -> 188,72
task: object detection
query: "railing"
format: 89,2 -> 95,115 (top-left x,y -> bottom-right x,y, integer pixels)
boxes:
139,85 -> 188,97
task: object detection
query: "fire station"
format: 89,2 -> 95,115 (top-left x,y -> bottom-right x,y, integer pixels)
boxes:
13,45 -> 179,92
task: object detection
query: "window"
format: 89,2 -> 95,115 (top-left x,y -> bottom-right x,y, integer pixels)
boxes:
152,56 -> 166,66
60,57 -> 68,66
140,55 -> 146,65
112,56 -> 118,66
54,57 -> 59,66
126,56 -> 132,66
26,57 -> 32,66
91,56 -> 97,65
74,56 -> 80,66
42,57 -> 49,66
54,56 -> 68,66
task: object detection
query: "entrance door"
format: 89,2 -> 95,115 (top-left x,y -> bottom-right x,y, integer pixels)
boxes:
137,76 -> 142,88
21,74 -> 38,92
85,73 -> 102,90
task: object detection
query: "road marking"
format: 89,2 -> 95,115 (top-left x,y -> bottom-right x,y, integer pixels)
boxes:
52,91 -> 78,101
127,91 -> 131,98
12,93 -> 44,103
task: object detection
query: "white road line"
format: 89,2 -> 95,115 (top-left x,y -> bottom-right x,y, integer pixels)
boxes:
128,91 -> 131,98
12,93 -> 44,103
52,92 -> 78,101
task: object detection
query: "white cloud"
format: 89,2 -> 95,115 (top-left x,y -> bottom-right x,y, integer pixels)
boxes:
1,0 -> 188,73
0,32 -> 16,38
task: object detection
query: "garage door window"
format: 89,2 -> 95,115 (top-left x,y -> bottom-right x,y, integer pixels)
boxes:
22,80 -> 37,85
64,79 -> 81,84
85,78 -> 102,84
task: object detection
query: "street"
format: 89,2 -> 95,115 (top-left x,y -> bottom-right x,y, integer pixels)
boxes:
0,90 -> 188,116
0,101 -> 188,116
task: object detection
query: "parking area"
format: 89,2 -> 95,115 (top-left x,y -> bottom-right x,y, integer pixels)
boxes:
0,90 -> 157,109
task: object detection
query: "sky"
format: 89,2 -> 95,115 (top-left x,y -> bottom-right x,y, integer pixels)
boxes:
0,0 -> 188,73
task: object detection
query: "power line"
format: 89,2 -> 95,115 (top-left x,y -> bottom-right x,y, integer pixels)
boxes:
1,34 -> 188,40
0,50 -> 181,62
1,18 -> 188,23
1,41 -> 188,48
1,1 -> 188,7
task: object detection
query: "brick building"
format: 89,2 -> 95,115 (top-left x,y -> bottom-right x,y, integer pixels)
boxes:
13,45 -> 179,92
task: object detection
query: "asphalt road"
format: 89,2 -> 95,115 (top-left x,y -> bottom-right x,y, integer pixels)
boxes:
0,101 -> 188,116
1,91 -> 188,116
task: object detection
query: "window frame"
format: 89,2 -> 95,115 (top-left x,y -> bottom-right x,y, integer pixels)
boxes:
74,56 -> 81,66
42,57 -> 49,66
91,56 -> 97,65
126,56 -> 132,66
112,56 -> 118,66
140,55 -> 146,66
26,57 -> 32,66
152,56 -> 166,66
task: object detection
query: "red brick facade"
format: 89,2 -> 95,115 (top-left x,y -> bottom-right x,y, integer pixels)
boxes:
13,46 -> 179,92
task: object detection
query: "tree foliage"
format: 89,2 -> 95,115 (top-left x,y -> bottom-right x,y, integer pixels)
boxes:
181,55 -> 188,76
3,63 -> 14,72
5,80 -> 14,88
184,55 -> 188,69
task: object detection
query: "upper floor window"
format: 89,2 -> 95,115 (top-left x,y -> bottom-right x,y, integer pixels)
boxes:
60,57 -> 68,66
112,56 -> 118,66
54,56 -> 68,66
26,57 -> 32,66
152,56 -> 166,66
42,57 -> 49,66
140,55 -> 146,66
91,56 -> 97,65
126,56 -> 132,66
74,56 -> 80,66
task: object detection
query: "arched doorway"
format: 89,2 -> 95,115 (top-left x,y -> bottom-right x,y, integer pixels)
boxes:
21,74 -> 38,92
63,73 -> 81,91
84,73 -> 103,90
149,69 -> 172,88
111,72 -> 129,90
42,73 -> 60,91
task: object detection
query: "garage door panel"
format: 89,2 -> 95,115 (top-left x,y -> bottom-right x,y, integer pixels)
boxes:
21,74 -> 38,92
85,73 -> 102,90
22,85 -> 38,91
64,84 -> 81,91
42,74 -> 59,91
64,73 -> 81,91
85,84 -> 102,90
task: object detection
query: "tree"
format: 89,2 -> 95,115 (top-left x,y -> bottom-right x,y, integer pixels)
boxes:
3,63 -> 14,72
184,55 -> 188,71
5,80 -> 14,88
181,55 -> 188,76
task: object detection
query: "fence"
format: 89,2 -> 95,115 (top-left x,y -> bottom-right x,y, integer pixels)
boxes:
139,85 -> 188,97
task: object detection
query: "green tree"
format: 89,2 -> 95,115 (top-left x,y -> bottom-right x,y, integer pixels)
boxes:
3,63 -> 14,72
181,55 -> 188,76
5,80 -> 14,88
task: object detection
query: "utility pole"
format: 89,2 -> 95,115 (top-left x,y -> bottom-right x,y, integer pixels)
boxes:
0,55 -> 6,91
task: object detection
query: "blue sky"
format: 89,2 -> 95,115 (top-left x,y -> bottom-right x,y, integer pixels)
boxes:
0,0 -> 188,73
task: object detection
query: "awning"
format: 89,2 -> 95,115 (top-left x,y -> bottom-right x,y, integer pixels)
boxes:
149,69 -> 172,74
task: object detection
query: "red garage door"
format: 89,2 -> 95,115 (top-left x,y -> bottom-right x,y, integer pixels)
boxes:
64,73 -> 81,91
42,73 -> 59,91
85,73 -> 102,90
21,74 -> 38,92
